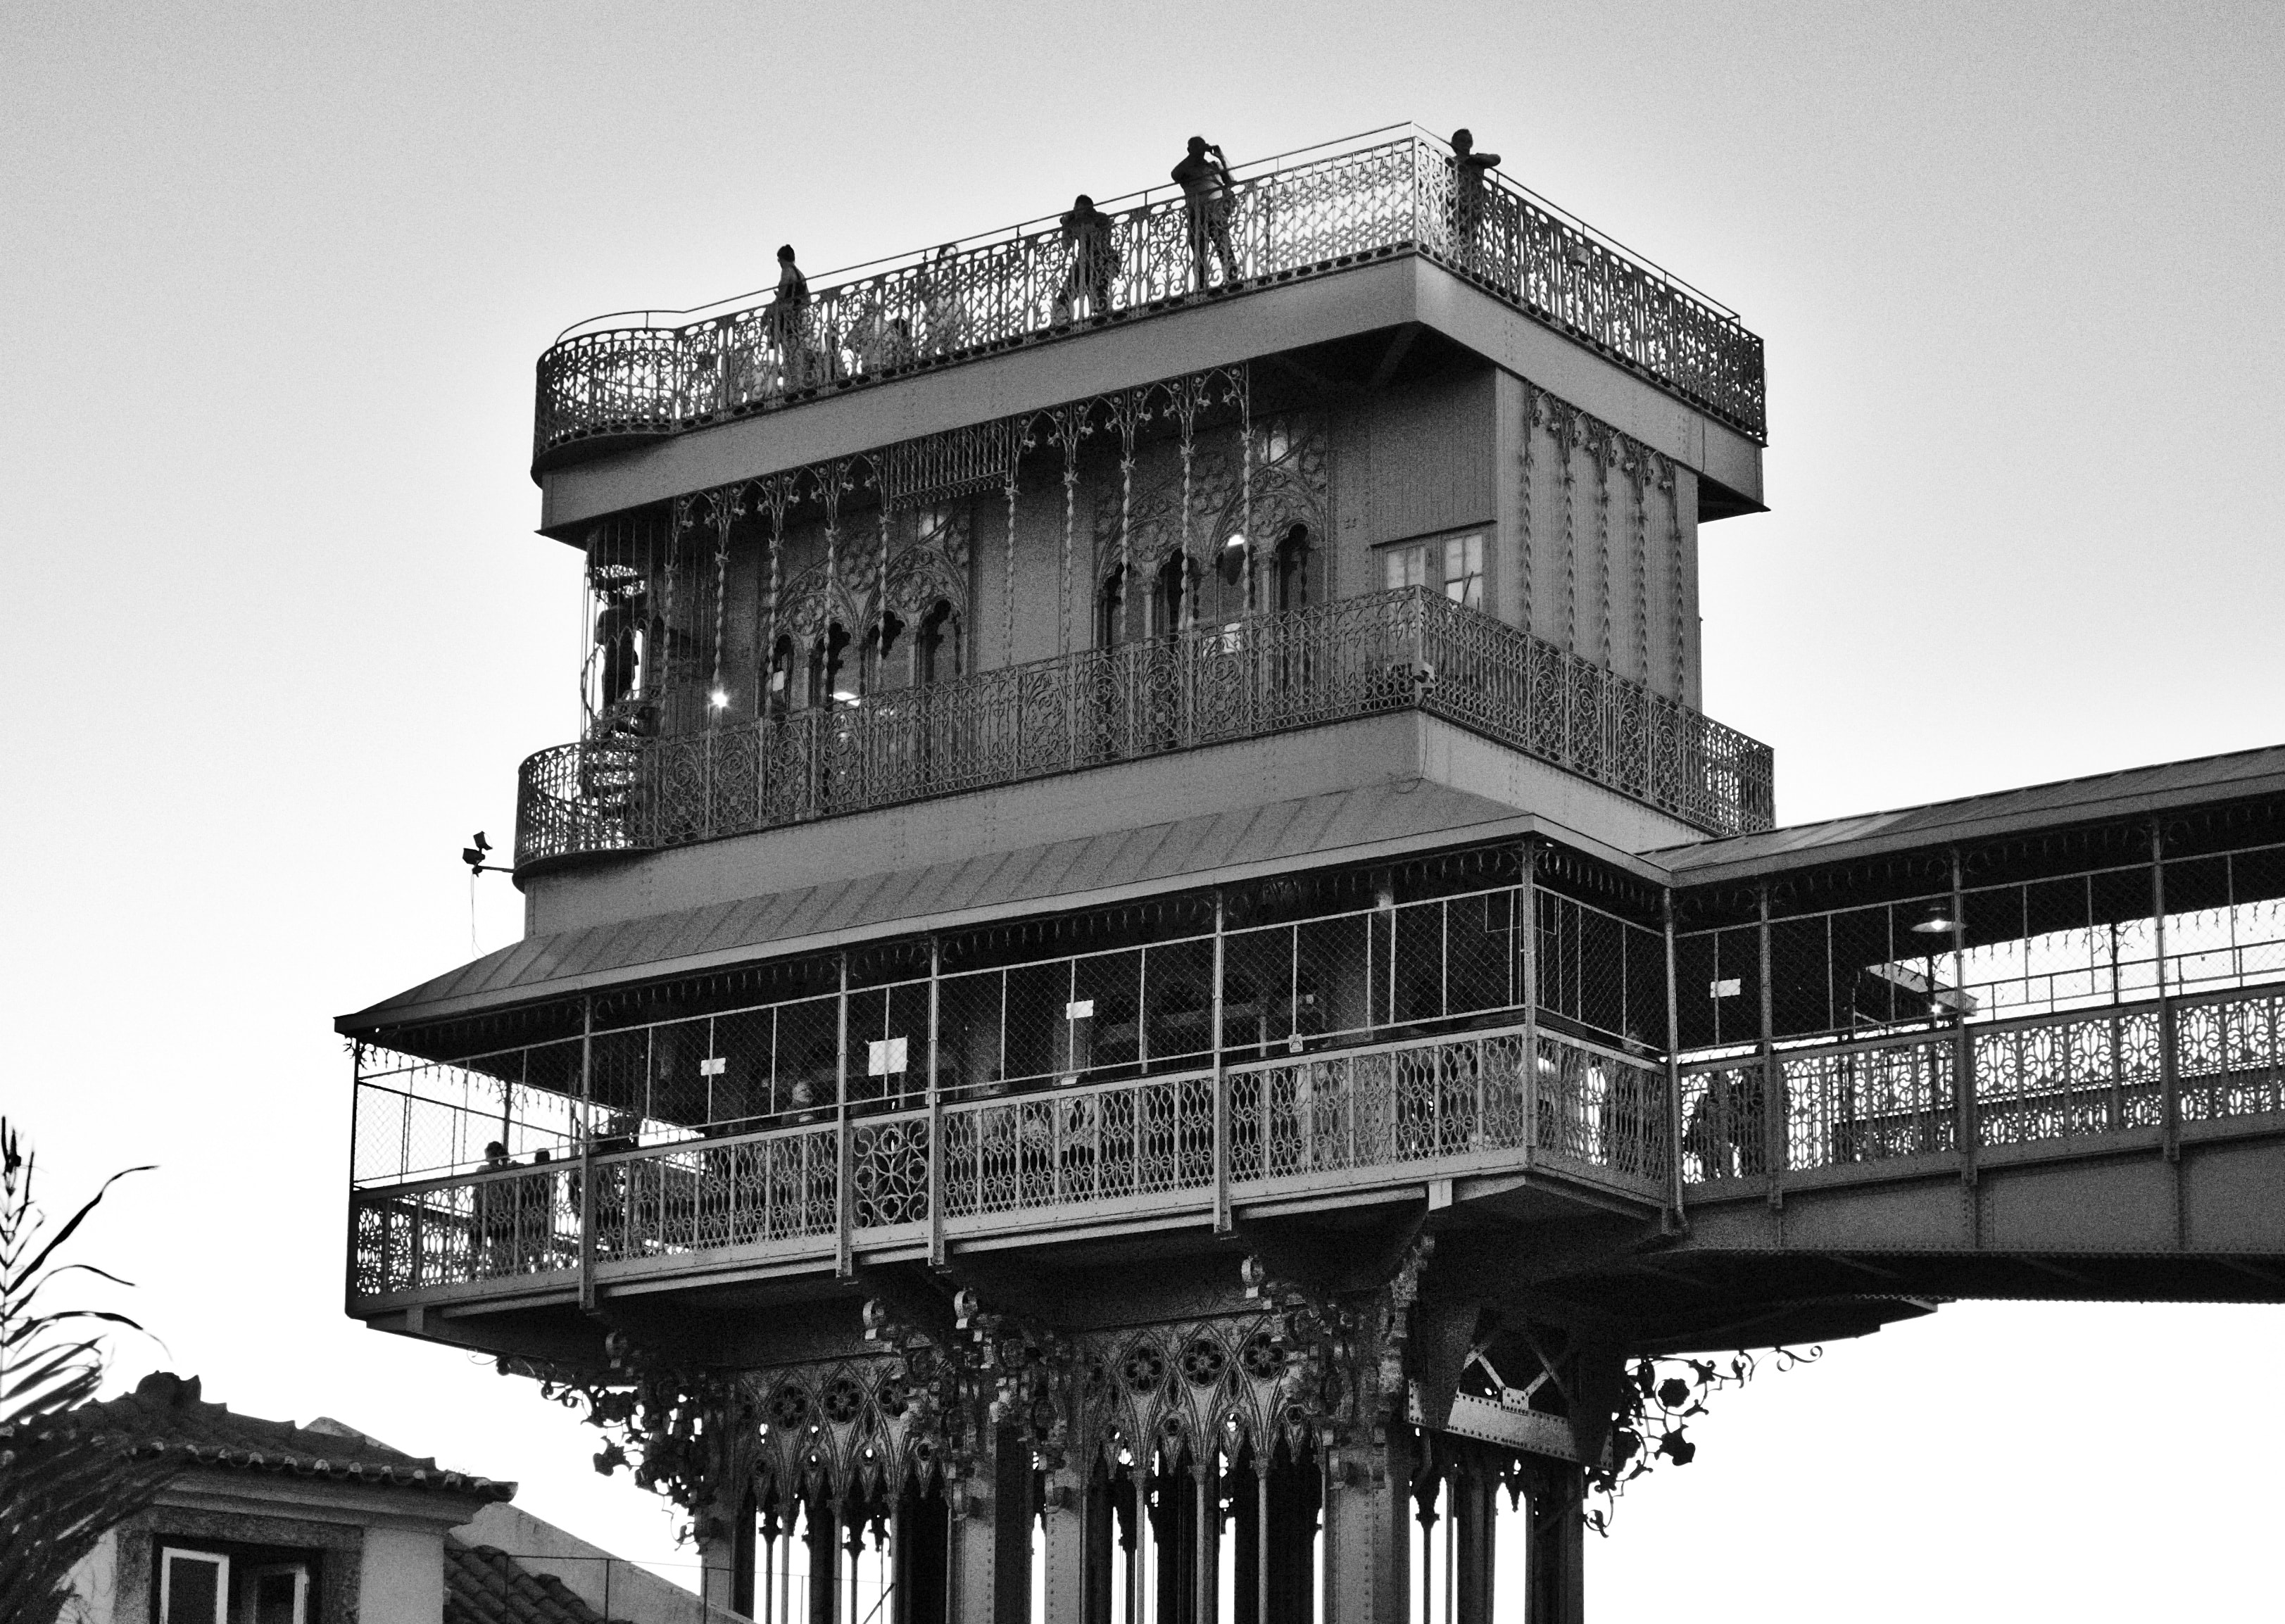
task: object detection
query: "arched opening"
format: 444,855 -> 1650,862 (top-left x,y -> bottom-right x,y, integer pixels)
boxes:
866,610 -> 906,695
1153,552 -> 1193,642
1273,522 -> 1315,613
916,599 -> 958,686
767,634 -> 794,717
807,623 -> 851,708
1202,530 -> 1250,624
1097,565 -> 1130,649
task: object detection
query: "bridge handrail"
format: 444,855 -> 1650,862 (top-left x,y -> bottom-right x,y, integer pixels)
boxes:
1674,978 -> 2285,1187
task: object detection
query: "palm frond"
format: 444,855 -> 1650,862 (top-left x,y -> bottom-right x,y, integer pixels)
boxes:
0,1118 -> 175,1624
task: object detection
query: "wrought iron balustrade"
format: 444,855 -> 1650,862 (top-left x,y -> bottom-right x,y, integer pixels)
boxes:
346,1016 -> 1666,1300
515,587 -> 1777,869
344,962 -> 2285,1299
534,128 -> 1765,466
348,977 -> 2285,1299
1676,979 -> 2285,1187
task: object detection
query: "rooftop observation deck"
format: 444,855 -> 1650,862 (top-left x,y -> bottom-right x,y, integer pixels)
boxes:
532,126 -> 1766,474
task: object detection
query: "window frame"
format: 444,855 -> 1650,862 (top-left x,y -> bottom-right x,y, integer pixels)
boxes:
158,1548 -> 229,1624
1376,527 -> 1489,609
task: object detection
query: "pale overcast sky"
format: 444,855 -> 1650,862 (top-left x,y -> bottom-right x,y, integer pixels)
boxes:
5,3 -> 2281,1618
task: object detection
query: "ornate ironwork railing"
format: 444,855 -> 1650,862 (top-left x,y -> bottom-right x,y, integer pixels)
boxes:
1676,979 -> 2285,1186
534,127 -> 1765,466
344,976 -> 2285,1300
515,587 -> 1777,869
346,1017 -> 1665,1299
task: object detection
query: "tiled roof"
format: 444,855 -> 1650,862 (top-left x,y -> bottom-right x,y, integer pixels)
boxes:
55,1371 -> 515,1500
446,1540 -> 612,1624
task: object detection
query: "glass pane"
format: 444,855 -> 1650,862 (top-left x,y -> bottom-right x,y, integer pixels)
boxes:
1221,925 -> 1295,1059
252,1568 -> 308,1624
1442,533 -> 1484,607
162,1551 -> 226,1624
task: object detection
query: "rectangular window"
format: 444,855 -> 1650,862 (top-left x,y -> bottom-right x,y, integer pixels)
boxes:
248,1564 -> 310,1624
1378,531 -> 1486,606
1382,541 -> 1429,591
1442,533 -> 1484,608
158,1550 -> 227,1624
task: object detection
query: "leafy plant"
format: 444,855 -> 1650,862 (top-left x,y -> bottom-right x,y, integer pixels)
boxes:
0,1117 -> 174,1624
1583,1346 -> 1821,1534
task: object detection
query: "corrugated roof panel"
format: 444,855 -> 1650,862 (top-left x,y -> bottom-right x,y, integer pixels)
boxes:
1656,741 -> 2285,880
340,779 -> 1559,1032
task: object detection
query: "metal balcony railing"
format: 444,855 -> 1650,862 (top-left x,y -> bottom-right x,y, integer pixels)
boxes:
346,976 -> 2285,1305
1677,978 -> 2285,1185
534,127 -> 1765,467
347,1016 -> 1668,1302
513,588 -> 1778,870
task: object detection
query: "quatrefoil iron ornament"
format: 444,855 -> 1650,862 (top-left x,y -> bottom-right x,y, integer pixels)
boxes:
824,1376 -> 865,1424
1179,1335 -> 1228,1387
1120,1340 -> 1166,1394
1240,1330 -> 1285,1379
769,1385 -> 810,1428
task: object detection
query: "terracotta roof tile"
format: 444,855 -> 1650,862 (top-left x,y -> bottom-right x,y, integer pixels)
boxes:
49,1372 -> 515,1502
445,1540 -> 612,1624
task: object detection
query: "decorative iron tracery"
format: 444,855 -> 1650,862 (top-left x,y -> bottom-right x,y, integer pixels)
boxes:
532,131 -> 1768,467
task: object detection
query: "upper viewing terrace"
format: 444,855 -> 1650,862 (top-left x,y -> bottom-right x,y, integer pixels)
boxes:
533,125 -> 1767,472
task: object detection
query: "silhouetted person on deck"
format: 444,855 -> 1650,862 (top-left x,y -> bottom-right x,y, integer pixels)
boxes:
771,244 -> 812,386
1449,129 -> 1502,259
477,1140 -> 517,1275
594,592 -> 641,710
1172,137 -> 1240,290
1054,194 -> 1121,323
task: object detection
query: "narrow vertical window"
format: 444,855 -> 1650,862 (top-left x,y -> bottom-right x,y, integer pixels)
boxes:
1442,533 -> 1484,608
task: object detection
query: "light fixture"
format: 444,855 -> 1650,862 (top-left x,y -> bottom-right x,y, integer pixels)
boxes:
707,686 -> 730,710
1910,903 -> 1960,936
1222,532 -> 1247,552
832,688 -> 862,707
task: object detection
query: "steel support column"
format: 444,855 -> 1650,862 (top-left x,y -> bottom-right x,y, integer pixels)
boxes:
1195,1452 -> 1221,1624
1757,883 -> 1783,1203
836,952 -> 853,1276
893,1480 -> 950,1624
1523,1460 -> 1582,1624
1521,845 -> 1540,1159
807,1494 -> 839,1624
1454,1449 -> 1496,1624
1320,1437 -> 1408,1624
1040,1459 -> 1092,1624
1661,887 -> 1684,1226
1213,889 -> 1231,1233
948,1426 -> 1031,1624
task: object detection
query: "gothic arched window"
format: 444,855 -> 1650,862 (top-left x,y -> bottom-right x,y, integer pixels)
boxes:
1097,565 -> 1130,649
917,600 -> 959,687
768,634 -> 795,717
1273,523 -> 1315,614
807,624 -> 851,708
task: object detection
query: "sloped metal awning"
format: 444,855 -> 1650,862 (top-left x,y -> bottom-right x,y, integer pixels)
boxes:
1652,741 -> 2285,886
339,778 -> 1658,1036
